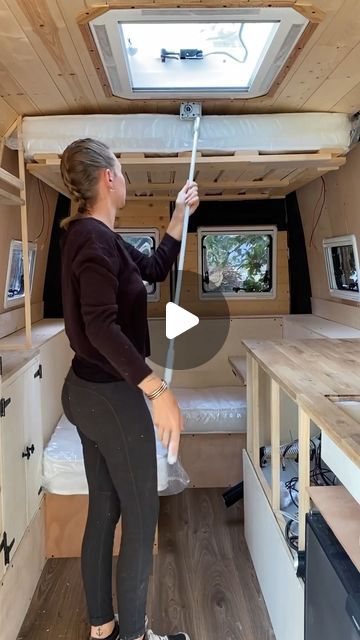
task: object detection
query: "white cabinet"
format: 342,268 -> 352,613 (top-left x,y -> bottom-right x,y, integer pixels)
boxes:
0,356 -> 43,572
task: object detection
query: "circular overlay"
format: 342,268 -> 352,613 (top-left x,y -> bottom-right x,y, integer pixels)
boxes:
148,270 -> 230,371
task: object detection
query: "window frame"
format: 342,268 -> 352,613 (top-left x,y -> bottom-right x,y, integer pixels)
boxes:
88,7 -> 309,100
197,225 -> 277,301
114,227 -> 160,302
323,234 -> 360,302
4,240 -> 37,309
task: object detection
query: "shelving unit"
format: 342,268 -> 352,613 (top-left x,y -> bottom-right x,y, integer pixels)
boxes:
0,118 -> 32,350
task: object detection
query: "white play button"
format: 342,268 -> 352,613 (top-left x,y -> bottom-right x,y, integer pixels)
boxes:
166,302 -> 199,339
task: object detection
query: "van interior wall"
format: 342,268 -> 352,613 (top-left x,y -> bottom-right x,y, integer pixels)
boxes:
0,146 -> 57,325
115,200 -> 290,318
297,143 -> 360,323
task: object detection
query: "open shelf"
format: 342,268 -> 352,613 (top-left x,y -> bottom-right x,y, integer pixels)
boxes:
308,485 -> 360,572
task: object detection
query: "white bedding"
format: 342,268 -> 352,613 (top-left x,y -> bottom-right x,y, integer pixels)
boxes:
43,386 -> 247,495
9,113 -> 352,159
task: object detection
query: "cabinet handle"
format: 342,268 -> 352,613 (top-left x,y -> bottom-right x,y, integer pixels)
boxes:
22,444 -> 35,460
34,364 -> 43,379
0,531 -> 15,565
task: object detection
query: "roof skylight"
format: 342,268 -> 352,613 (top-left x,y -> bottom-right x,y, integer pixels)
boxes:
89,8 -> 309,99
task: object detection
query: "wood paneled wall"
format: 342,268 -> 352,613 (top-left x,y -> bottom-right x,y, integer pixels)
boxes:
297,143 -> 360,309
0,147 -> 57,316
115,199 -> 290,317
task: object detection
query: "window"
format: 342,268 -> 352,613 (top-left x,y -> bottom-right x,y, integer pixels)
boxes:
198,227 -> 276,299
89,7 -> 308,99
116,229 -> 160,301
323,235 -> 360,301
5,240 -> 37,308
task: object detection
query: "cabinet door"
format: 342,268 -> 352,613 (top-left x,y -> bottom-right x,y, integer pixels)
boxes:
0,375 -> 27,565
23,359 -> 43,523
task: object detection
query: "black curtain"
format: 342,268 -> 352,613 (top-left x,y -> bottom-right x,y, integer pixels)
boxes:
285,192 -> 312,314
43,193 -> 70,318
182,198 -> 287,231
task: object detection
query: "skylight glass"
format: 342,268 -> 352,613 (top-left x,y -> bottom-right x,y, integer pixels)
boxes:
88,8 -> 309,99
120,22 -> 278,91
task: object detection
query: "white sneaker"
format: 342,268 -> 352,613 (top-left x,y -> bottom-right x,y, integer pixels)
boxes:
145,630 -> 190,640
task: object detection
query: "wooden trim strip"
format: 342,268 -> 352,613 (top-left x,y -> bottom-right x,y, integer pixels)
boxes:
17,117 -> 32,349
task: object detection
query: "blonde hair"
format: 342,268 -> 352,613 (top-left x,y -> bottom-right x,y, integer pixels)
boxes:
60,138 -> 116,229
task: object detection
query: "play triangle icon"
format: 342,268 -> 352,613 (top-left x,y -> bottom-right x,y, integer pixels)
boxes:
166,302 -> 199,339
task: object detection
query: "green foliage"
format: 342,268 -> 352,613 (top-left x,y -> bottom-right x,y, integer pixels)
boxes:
203,232 -> 271,293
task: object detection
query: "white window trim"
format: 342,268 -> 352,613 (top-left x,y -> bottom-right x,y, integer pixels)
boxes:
4,240 -> 37,309
197,225 -> 277,301
89,7 -> 308,99
115,227 -> 160,302
323,234 -> 360,302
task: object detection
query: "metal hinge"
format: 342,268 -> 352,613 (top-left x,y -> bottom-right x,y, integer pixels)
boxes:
34,364 -> 43,379
0,397 -> 11,418
0,531 -> 15,565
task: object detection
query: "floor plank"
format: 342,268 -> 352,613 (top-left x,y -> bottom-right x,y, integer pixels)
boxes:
17,489 -> 275,640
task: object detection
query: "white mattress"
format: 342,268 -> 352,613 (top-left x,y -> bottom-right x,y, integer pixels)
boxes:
43,386 -> 247,495
9,113 -> 352,159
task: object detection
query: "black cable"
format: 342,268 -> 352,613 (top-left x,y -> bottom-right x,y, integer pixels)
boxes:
309,176 -> 326,247
35,179 -> 46,241
285,519 -> 298,552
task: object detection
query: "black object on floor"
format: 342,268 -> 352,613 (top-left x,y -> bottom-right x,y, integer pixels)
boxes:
222,481 -> 244,508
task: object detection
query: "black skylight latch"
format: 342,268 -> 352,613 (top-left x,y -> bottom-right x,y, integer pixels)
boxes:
161,48 -> 203,62
180,49 -> 203,60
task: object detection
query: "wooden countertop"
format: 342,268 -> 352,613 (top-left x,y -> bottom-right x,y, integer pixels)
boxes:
243,338 -> 360,469
0,319 -> 65,382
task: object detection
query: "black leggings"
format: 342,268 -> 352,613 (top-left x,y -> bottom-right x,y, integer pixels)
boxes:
61,368 -> 159,640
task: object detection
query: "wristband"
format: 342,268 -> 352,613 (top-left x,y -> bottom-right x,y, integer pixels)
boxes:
145,379 -> 168,400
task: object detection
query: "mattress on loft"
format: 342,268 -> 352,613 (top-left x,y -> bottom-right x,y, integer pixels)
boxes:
43,386 -> 247,495
10,113 -> 352,159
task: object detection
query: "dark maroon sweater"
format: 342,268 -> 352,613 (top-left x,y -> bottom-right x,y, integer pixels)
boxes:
61,217 -> 181,385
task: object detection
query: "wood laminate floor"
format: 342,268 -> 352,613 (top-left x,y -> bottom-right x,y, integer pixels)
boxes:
18,489 -> 275,640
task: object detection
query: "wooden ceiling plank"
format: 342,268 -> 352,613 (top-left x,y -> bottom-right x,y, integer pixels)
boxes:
331,81 -> 360,113
0,0 -> 68,112
303,39 -> 360,111
7,0 -> 99,112
272,0 -> 360,112
0,64 -> 41,116
59,0 -> 112,109
244,0 -> 345,111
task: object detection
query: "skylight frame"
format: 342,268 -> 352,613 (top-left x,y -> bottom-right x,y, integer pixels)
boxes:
88,7 -> 309,99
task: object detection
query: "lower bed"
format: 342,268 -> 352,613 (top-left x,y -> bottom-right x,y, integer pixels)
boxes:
43,386 -> 247,557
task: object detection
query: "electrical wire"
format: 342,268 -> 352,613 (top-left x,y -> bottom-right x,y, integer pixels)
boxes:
309,176 -> 326,247
35,178 -> 46,241
204,50 -> 246,64
285,519 -> 298,551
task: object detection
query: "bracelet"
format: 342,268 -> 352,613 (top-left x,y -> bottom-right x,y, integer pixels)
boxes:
145,379 -> 168,400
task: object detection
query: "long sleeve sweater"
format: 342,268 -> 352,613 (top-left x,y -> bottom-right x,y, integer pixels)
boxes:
60,217 -> 181,385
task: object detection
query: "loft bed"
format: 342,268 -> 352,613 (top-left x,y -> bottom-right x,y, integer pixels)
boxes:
6,112 -> 355,201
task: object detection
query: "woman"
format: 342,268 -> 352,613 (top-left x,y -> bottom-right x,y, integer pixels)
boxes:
60,138 -> 199,640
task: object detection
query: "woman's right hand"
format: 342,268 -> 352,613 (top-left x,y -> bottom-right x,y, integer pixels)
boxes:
152,389 -> 184,463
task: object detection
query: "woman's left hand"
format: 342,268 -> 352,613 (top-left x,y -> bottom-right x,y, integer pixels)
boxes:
174,180 -> 199,217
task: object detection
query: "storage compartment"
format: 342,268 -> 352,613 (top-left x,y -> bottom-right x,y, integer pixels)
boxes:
305,512 -> 360,639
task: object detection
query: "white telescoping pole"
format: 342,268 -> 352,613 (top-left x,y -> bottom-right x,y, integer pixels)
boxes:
163,114 -> 201,387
